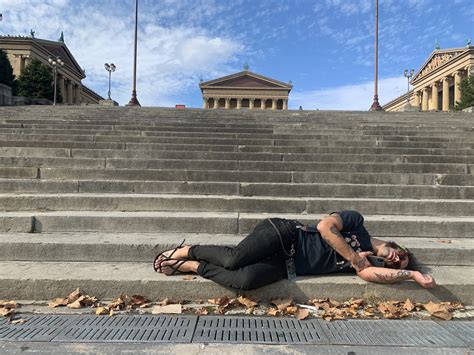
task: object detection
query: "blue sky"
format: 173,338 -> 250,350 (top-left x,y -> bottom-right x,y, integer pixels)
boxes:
0,0 -> 472,109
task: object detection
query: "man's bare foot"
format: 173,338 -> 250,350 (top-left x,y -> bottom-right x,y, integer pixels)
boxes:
154,245 -> 191,271
160,259 -> 199,276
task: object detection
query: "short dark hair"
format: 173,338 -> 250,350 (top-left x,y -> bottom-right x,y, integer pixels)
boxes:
384,241 -> 413,269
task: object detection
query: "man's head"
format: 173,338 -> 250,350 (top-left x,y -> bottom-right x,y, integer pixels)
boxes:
377,241 -> 410,269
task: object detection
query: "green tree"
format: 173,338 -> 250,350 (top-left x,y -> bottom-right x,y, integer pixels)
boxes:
16,58 -> 55,101
0,49 -> 15,87
455,76 -> 474,111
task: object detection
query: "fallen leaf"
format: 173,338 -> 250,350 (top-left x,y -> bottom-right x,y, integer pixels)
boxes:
271,298 -> 293,312
404,298 -> 415,312
130,295 -> 150,306
0,300 -> 17,309
438,240 -> 452,244
109,294 -> 128,310
95,307 -> 109,315
285,306 -> 298,315
48,298 -> 69,308
156,298 -> 179,306
152,304 -> 182,314
0,308 -> 13,317
139,303 -> 151,308
237,296 -> 258,309
423,301 -> 452,320
109,309 -> 114,317
67,296 -> 87,309
67,288 -> 82,304
296,308 -> 310,320
195,307 -> 209,315
182,275 -> 196,281
267,308 -> 279,316
350,298 -> 365,307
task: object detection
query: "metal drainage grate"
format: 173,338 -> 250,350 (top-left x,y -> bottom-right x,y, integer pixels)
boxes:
319,319 -> 467,347
53,315 -> 197,343
438,321 -> 474,346
0,315 -> 73,342
192,316 -> 329,344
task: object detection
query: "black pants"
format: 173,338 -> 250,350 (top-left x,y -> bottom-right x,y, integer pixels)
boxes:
188,219 -> 297,291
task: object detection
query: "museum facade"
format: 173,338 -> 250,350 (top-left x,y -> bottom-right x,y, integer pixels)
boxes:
384,45 -> 474,111
0,35 -> 103,104
200,70 -> 292,110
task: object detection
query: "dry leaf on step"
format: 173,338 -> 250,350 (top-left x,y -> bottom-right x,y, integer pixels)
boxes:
271,298 -> 293,312
423,301 -> 452,320
296,308 -> 310,320
237,296 -> 258,308
48,298 -> 69,308
95,307 -> 110,315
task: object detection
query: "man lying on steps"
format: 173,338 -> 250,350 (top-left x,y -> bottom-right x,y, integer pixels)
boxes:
153,210 -> 436,291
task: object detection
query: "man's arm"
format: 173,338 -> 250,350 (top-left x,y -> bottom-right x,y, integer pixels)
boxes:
357,266 -> 436,288
317,214 -> 371,272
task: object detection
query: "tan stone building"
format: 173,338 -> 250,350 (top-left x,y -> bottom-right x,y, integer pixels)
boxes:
384,45 -> 474,111
0,35 -> 103,104
200,70 -> 292,110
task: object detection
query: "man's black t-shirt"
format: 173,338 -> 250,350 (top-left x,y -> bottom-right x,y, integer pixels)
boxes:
294,210 -> 374,275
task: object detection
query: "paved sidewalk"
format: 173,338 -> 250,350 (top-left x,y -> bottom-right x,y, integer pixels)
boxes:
0,314 -> 472,354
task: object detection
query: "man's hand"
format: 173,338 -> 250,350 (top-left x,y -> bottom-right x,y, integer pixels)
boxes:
351,251 -> 373,272
413,272 -> 437,288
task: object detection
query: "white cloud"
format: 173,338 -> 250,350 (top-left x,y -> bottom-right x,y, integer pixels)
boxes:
290,76 -> 406,110
0,0 -> 244,106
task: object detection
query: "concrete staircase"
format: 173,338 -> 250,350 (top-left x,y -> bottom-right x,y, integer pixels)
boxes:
0,106 -> 472,304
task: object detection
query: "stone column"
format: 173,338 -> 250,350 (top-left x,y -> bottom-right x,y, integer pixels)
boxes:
237,98 -> 242,109
283,99 -> 288,110
66,80 -> 73,105
421,88 -> 429,111
77,84 -> 83,104
214,98 -> 219,109
249,99 -> 254,109
261,99 -> 266,110
431,82 -> 439,111
412,92 -> 420,109
203,97 -> 207,108
59,76 -> 66,104
454,71 -> 462,106
271,99 -> 277,110
225,98 -> 230,109
442,78 -> 450,111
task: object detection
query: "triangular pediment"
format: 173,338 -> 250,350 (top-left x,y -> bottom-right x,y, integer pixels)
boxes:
413,47 -> 466,81
200,71 -> 292,89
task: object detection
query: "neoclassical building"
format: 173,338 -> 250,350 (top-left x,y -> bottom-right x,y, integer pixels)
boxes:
0,35 -> 103,104
384,45 -> 474,111
200,70 -> 292,110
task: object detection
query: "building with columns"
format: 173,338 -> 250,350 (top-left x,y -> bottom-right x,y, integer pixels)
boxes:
200,70 -> 292,110
384,45 -> 474,111
0,35 -> 103,104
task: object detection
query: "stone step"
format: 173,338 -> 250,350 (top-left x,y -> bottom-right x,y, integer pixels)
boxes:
2,139 -> 474,156
37,167 -> 474,186
1,157 -> 471,175
1,193 -> 473,216
0,233 -> 470,266
3,128 -> 474,142
2,133 -> 474,149
1,211 -> 473,237
3,146 -> 474,164
1,179 -> 473,199
0,260 -> 470,303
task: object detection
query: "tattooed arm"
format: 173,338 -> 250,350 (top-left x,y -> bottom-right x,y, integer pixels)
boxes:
317,214 -> 371,272
357,266 -> 437,288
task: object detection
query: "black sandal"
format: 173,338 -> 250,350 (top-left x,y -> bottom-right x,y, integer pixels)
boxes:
153,239 -> 186,272
161,259 -> 191,275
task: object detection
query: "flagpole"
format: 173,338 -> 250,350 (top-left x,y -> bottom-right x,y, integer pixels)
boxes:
127,0 -> 140,106
370,0 -> 383,111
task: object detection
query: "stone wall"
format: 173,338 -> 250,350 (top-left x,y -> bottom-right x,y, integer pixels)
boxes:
0,84 -> 12,106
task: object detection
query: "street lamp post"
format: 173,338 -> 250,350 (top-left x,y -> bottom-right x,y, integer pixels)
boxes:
48,56 -> 64,106
403,69 -> 414,107
104,63 -> 116,100
370,0 -> 383,111
127,0 -> 141,106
